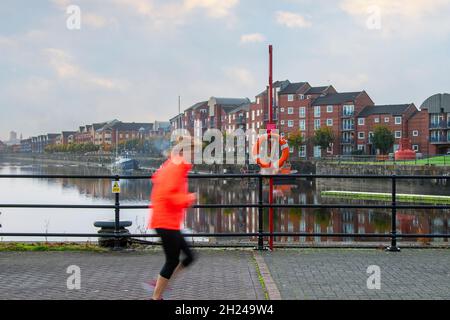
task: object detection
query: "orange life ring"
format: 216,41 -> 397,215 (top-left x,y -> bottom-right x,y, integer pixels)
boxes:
252,133 -> 289,168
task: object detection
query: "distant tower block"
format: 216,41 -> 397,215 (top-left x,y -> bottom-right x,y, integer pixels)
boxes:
395,138 -> 416,160
9,131 -> 17,141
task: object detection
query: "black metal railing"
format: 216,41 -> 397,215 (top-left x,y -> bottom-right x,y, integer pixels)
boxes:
0,173 -> 449,251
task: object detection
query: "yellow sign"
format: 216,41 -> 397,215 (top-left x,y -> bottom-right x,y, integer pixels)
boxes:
112,181 -> 121,193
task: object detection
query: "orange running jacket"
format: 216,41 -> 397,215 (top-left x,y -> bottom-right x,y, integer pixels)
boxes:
148,156 -> 195,230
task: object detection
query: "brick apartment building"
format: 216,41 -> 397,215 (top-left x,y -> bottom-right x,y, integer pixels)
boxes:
418,93 -> 450,154
356,104 -> 418,155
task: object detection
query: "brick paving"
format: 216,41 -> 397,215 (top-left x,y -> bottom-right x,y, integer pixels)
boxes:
0,249 -> 264,300
1,248 -> 449,300
261,249 -> 450,300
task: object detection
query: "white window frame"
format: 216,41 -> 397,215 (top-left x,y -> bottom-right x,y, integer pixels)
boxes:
280,120 -> 285,125
314,119 -> 320,130
358,132 -> 365,139
287,120 -> 294,127
314,106 -> 320,118
280,107 -> 285,113
287,107 -> 294,115
299,94 -> 304,100
299,107 -> 305,118
299,119 -> 306,131
395,116 -> 402,125
412,130 -> 419,137
287,94 -> 294,102
412,145 -> 419,151
326,119 -> 333,126
384,117 -> 390,123
358,118 -> 365,125
374,117 -> 380,123
395,131 -> 402,138
327,105 -> 333,113
298,145 -> 306,158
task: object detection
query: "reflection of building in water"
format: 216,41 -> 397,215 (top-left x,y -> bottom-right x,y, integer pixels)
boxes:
185,179 -> 450,244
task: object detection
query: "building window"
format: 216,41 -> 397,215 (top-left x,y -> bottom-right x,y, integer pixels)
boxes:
298,145 -> 306,157
299,94 -> 304,100
299,120 -> 306,131
343,104 -> 354,116
374,118 -> 380,123
358,132 -> 365,139
384,117 -> 389,123
412,145 -> 419,151
289,146 -> 294,153
252,110 -> 255,121
287,94 -> 294,102
280,107 -> 285,113
256,97 -> 260,104
357,144 -> 365,151
358,118 -> 365,125
326,119 -> 333,126
314,119 -> 320,130
314,106 -> 320,117
395,131 -> 401,138
288,120 -> 294,127
412,130 -> 419,137
299,107 -> 305,118
288,107 -> 294,115
307,95 -> 311,99
280,120 -> 285,125
327,105 -> 333,113
395,116 -> 402,125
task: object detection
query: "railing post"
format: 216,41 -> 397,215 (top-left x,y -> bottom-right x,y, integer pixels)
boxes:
114,175 -> 121,250
386,174 -> 400,252
257,175 -> 265,250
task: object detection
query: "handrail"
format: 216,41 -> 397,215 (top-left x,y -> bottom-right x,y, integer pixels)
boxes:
0,173 -> 449,251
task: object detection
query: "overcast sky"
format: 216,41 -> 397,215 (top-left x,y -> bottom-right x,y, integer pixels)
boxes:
1,0 -> 450,141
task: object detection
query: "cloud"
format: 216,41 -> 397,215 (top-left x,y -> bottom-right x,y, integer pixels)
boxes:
341,0 -> 450,18
224,67 -> 255,87
240,33 -> 265,44
340,0 -> 450,36
44,48 -> 128,90
184,0 -> 239,18
83,13 -> 112,29
275,11 -> 312,28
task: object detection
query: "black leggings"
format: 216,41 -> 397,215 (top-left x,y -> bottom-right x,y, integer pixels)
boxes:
155,228 -> 195,279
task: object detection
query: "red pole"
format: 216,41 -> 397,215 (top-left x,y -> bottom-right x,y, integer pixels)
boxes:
268,45 -> 274,251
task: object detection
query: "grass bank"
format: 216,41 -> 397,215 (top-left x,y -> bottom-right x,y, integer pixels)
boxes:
0,242 -> 107,252
321,190 -> 450,204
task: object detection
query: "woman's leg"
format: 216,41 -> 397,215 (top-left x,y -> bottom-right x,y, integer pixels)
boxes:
153,229 -> 181,299
171,231 -> 196,277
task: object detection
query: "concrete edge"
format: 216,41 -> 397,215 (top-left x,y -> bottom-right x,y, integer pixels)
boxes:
253,251 -> 282,300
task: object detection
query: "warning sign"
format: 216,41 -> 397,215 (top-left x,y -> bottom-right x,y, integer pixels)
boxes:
112,181 -> 121,193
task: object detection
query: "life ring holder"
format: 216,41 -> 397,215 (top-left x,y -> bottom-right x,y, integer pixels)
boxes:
252,132 -> 289,169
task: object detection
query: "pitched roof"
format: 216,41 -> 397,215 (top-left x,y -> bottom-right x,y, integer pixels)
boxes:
256,80 -> 290,96
279,82 -> 308,94
212,97 -> 250,106
229,103 -> 250,114
312,92 -> 363,106
305,86 -> 329,95
357,104 -> 413,117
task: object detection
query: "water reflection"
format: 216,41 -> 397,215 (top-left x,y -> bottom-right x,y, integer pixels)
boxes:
0,160 -> 449,244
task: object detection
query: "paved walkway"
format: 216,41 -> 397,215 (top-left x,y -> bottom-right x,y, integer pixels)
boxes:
0,248 -> 449,300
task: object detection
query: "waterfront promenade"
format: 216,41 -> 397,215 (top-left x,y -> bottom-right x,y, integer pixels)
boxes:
1,248 -> 449,300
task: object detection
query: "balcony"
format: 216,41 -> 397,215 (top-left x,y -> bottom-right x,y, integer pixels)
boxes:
341,138 -> 355,144
430,121 -> 448,129
430,136 -> 449,144
342,125 -> 355,131
236,117 -> 246,125
342,111 -> 354,117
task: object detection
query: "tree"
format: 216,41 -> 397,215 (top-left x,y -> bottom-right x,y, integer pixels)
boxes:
313,127 -> 334,150
372,125 -> 394,155
287,130 -> 304,149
